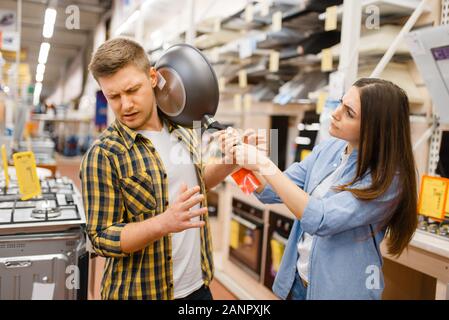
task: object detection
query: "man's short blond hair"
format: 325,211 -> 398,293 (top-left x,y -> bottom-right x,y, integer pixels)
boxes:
88,37 -> 151,80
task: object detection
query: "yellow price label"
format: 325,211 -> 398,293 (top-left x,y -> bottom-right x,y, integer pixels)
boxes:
218,77 -> 226,92
230,219 -> 240,249
238,70 -> 248,88
13,151 -> 41,200
1,145 -> 9,189
260,0 -> 270,17
270,238 -> 285,273
243,94 -> 252,111
233,94 -> 242,111
325,6 -> 338,31
446,188 -> 449,215
418,176 -> 448,220
316,91 -> 328,114
300,149 -> 312,161
245,4 -> 254,23
321,48 -> 333,72
272,11 -> 282,32
269,51 -> 280,72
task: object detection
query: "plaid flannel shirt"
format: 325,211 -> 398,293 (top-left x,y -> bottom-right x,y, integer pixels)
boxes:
80,117 -> 214,299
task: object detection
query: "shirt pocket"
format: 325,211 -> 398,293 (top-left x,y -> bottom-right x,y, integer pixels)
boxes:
119,170 -> 157,221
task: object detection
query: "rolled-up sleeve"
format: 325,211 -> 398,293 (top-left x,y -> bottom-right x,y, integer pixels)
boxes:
301,177 -> 400,236
80,146 -> 129,258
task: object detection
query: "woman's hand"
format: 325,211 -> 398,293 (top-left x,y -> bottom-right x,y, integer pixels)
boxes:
242,129 -> 268,156
230,143 -> 275,175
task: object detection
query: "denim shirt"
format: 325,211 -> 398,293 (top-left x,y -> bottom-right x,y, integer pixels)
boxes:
255,138 -> 400,300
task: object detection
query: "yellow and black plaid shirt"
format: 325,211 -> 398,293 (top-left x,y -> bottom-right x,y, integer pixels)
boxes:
80,117 -> 214,300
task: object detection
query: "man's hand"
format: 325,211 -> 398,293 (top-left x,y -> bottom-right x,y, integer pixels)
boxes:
242,128 -> 268,156
214,127 -> 268,164
230,143 -> 276,176
160,184 -> 206,233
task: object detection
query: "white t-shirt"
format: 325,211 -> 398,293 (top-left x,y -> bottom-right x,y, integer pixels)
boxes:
297,147 -> 351,283
138,123 -> 203,299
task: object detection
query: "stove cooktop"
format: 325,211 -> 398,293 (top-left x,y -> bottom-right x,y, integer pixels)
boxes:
0,178 -> 86,234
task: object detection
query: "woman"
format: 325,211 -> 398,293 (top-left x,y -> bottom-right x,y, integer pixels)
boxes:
230,78 -> 418,300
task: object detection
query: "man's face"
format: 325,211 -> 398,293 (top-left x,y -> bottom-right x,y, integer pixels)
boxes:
98,64 -> 158,131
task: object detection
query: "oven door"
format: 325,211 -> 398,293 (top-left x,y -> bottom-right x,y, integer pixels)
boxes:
0,229 -> 87,300
229,213 -> 263,278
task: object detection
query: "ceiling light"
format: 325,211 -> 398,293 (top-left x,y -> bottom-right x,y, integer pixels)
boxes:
44,8 -> 57,25
36,63 -> 45,75
38,42 -> 50,64
43,8 -> 57,38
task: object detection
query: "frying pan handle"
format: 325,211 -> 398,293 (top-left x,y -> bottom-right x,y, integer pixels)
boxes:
202,115 -> 226,132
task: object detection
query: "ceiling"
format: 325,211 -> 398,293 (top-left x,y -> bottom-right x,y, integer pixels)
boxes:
0,0 -> 112,98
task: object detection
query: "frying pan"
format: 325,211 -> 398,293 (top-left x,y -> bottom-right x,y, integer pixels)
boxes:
154,43 -> 224,131
154,43 -> 260,194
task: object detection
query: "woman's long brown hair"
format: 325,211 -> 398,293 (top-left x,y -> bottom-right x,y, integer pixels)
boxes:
336,78 -> 418,257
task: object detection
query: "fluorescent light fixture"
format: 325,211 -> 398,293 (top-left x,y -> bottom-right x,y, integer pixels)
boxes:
43,8 -> 57,38
44,8 -> 57,25
33,82 -> 42,105
38,42 -> 50,64
115,10 -> 140,36
36,63 -> 46,75
36,73 -> 44,82
43,23 -> 55,38
3,86 -> 9,94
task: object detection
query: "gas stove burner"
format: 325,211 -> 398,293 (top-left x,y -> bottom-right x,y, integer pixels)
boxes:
30,200 -> 62,219
31,207 -> 62,219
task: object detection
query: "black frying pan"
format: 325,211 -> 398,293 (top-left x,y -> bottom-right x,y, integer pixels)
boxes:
154,44 -> 261,194
154,43 -> 224,131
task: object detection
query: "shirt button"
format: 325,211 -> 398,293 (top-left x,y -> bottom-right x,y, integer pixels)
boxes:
169,282 -> 173,288
167,255 -> 172,261
149,147 -> 155,152
177,136 -> 182,141
333,163 -> 337,167
163,173 -> 167,179
165,201 -> 169,206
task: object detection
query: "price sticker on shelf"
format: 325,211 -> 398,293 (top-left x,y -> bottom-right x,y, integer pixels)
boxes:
1,144 -> 9,189
325,6 -> 338,31
238,70 -> 248,88
218,77 -> 226,92
233,94 -> 242,111
243,93 -> 252,111
272,11 -> 282,32
269,51 -> 280,72
316,91 -> 328,114
245,4 -> 254,23
230,219 -> 240,249
260,0 -> 270,17
418,176 -> 448,220
321,48 -> 333,72
13,151 -> 41,200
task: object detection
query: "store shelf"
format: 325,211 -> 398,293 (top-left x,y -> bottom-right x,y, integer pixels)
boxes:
318,0 -> 431,21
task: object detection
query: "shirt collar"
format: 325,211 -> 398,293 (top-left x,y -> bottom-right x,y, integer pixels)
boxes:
113,115 -> 178,150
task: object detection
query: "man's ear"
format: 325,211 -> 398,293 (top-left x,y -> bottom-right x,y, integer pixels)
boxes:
149,67 -> 158,88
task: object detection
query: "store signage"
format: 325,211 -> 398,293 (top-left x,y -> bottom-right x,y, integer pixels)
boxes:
418,175 -> 449,221
0,31 -> 20,52
0,10 -> 16,32
13,151 -> 42,200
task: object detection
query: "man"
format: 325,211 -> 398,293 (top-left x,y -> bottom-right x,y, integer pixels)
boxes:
81,38 -> 245,300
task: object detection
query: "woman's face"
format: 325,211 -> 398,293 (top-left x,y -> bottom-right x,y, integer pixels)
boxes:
329,86 -> 361,148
